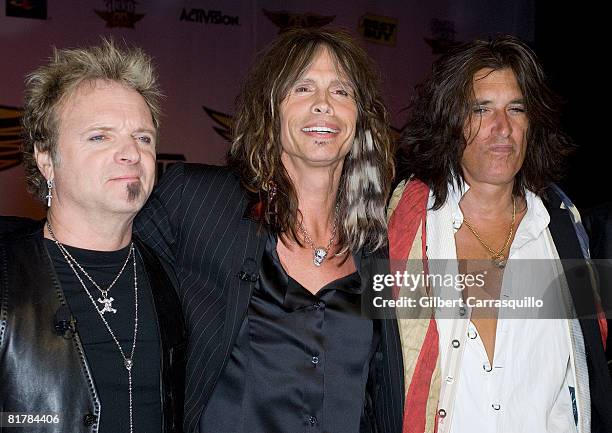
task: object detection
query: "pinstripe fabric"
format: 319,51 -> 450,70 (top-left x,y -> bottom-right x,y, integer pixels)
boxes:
378,311 -> 405,433
366,246 -> 405,433
135,163 -> 404,433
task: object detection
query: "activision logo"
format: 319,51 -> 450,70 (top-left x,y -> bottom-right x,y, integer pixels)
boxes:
180,8 -> 239,26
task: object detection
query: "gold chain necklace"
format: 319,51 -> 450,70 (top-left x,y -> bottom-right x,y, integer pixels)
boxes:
462,197 -> 516,268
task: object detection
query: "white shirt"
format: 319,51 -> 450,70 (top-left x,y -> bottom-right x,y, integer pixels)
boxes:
427,182 -> 579,433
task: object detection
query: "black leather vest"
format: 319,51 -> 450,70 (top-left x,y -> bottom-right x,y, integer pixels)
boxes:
0,229 -> 185,433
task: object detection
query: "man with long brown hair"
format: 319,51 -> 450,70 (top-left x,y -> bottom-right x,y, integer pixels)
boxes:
136,27 -> 403,433
388,35 -> 611,433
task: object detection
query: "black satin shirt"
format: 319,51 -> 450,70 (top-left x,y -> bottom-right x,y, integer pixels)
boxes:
200,235 -> 377,433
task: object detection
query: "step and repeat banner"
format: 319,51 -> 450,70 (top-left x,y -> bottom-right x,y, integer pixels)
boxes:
1,0 -> 533,218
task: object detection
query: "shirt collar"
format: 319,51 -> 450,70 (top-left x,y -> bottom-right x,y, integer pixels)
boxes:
431,178 -> 550,246
511,189 -> 550,251
426,177 -> 470,233
260,233 -> 362,311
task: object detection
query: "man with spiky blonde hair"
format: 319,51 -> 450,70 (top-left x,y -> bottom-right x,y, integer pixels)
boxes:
0,40 -> 184,433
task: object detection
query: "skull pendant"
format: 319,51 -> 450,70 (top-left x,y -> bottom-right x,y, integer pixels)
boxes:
313,248 -> 328,266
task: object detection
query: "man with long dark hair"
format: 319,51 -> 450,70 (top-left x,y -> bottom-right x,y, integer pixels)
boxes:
388,35 -> 611,433
136,27 -> 403,433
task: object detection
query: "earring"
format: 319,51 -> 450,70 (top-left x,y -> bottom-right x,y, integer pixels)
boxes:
46,179 -> 54,207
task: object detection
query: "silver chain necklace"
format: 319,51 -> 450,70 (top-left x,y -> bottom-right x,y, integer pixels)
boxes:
297,203 -> 340,267
47,222 -> 132,315
47,222 -> 138,433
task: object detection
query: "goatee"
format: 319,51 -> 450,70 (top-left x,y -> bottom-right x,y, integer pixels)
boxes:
126,181 -> 142,202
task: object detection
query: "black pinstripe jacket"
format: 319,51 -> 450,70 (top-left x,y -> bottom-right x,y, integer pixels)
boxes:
135,162 -> 405,433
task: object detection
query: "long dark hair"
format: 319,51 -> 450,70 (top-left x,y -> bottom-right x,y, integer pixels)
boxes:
228,27 -> 394,252
397,34 -> 573,209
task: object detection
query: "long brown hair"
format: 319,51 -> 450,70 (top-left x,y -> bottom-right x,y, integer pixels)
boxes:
228,27 -> 394,252
397,34 -> 573,209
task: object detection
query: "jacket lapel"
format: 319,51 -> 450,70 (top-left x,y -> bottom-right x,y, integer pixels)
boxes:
214,211 -> 266,384
134,236 -> 185,432
356,246 -> 405,432
544,190 -> 606,367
